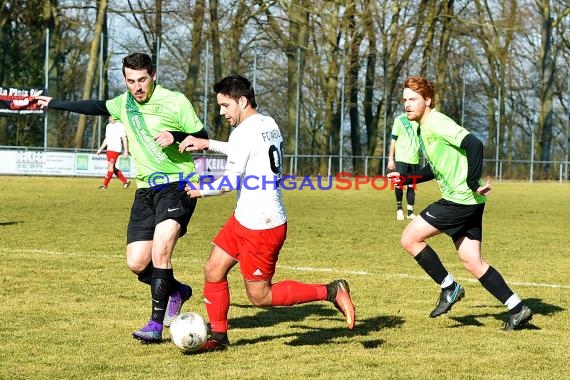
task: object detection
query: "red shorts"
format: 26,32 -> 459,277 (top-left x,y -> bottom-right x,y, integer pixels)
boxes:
106,151 -> 120,163
212,213 -> 287,281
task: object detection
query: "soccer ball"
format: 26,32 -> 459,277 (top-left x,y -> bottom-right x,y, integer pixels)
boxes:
169,312 -> 208,353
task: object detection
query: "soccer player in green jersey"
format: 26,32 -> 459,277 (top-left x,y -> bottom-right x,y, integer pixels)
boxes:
388,114 -> 421,220
36,52 -> 208,342
388,76 -> 532,330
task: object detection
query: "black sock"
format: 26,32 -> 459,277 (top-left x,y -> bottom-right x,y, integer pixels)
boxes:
478,266 -> 514,304
406,189 -> 415,206
170,279 -> 182,295
414,245 -> 448,285
150,268 -> 174,323
509,303 -> 523,315
138,263 -> 181,294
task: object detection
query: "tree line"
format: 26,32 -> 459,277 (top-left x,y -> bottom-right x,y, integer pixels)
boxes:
1,0 -> 568,178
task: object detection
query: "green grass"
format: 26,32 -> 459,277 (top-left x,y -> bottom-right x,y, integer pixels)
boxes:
0,176 -> 569,379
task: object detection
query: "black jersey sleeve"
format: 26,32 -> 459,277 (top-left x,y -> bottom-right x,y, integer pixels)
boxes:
460,133 -> 484,192
170,128 -> 209,143
403,165 -> 435,185
48,99 -> 110,116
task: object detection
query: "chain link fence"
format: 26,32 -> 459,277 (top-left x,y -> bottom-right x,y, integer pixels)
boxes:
284,154 -> 570,182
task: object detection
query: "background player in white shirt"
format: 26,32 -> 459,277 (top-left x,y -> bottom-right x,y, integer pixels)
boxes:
96,116 -> 130,189
180,74 -> 355,351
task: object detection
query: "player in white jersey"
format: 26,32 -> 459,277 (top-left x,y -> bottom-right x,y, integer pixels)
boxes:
180,75 -> 355,351
95,116 -> 130,189
207,111 -> 287,229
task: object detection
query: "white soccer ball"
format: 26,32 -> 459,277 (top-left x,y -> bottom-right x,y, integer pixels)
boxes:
169,312 -> 208,353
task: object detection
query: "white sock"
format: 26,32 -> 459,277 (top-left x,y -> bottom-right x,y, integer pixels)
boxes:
440,274 -> 454,288
407,205 -> 414,212
505,294 -> 522,310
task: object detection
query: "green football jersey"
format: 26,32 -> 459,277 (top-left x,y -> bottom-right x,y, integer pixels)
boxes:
391,114 -> 420,164
106,85 -> 203,188
419,109 -> 486,205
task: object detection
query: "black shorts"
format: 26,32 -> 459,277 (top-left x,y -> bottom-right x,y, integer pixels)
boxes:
420,199 -> 485,242
395,161 -> 419,176
127,182 -> 197,244
395,162 -> 419,191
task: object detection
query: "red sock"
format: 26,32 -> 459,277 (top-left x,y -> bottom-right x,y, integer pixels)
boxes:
271,280 -> 327,306
203,280 -> 230,333
114,168 -> 127,183
103,171 -> 113,187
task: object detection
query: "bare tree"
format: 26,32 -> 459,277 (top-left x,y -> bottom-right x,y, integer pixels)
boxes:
536,0 -> 570,176
181,0 -> 205,101
73,0 -> 108,148
368,0 -> 431,174
0,0 -> 49,145
258,0 -> 310,159
346,0 -> 364,173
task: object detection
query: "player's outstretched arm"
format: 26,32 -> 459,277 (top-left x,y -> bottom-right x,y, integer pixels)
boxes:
34,96 -> 109,116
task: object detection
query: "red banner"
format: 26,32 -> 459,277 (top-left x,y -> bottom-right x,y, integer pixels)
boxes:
0,87 -> 45,114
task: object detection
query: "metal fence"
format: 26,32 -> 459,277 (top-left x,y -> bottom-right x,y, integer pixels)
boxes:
1,145 -> 568,182
284,154 -> 569,182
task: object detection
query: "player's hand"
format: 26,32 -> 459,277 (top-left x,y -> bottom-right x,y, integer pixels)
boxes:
96,150 -> 101,156
35,95 -> 53,109
179,136 -> 208,152
154,131 -> 174,147
476,178 -> 491,196
184,183 -> 202,198
387,171 -> 403,185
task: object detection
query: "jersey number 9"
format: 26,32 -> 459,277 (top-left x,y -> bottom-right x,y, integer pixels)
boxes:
268,141 -> 284,179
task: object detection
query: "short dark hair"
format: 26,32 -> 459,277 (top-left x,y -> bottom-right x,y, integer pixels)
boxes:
122,53 -> 155,77
213,74 -> 257,109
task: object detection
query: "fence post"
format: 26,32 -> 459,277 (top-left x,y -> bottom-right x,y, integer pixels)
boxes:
499,160 -> 502,181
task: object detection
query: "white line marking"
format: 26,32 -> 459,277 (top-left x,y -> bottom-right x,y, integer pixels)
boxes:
5,249 -> 570,290
277,265 -> 570,290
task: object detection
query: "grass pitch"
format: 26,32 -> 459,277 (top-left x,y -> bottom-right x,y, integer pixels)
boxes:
0,176 -> 568,379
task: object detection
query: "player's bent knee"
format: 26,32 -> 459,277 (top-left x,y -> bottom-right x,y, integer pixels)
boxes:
248,294 -> 271,307
126,256 -> 149,273
245,286 -> 272,307
400,234 -> 414,252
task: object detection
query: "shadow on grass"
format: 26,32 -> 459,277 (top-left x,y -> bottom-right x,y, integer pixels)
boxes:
227,303 -> 404,349
0,221 -> 22,226
447,298 -> 563,330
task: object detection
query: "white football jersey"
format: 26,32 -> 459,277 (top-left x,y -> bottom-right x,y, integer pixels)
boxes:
105,121 -> 126,153
204,113 -> 286,230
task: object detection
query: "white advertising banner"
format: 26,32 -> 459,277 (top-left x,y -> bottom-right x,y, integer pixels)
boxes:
0,150 -> 226,179
73,153 -> 134,177
0,150 -> 135,177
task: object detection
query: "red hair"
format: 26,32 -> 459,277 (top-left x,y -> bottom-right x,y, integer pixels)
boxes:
404,76 -> 436,108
